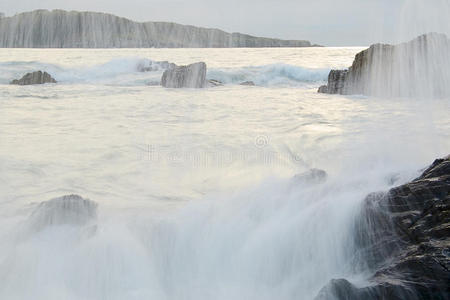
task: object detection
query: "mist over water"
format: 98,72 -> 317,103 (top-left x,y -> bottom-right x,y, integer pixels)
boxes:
1,3 -> 450,297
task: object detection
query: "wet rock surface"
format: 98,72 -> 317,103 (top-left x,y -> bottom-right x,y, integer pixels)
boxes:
161,62 -> 207,88
317,156 -> 450,299
207,79 -> 223,87
28,194 -> 98,231
318,33 -> 450,97
10,71 -> 57,85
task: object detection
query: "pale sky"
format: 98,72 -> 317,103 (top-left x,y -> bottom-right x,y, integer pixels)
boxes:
0,0 -> 448,46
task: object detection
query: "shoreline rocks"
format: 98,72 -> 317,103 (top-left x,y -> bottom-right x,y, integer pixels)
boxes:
316,155 -> 450,299
161,62 -> 207,88
318,33 -> 450,98
10,71 -> 57,85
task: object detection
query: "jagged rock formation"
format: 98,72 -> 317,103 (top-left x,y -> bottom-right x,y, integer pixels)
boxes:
161,62 -> 207,88
318,33 -> 450,98
316,156 -> 450,300
10,71 -> 57,85
0,10 -> 313,48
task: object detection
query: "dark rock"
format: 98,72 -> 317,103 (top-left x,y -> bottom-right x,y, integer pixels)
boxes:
28,194 -> 97,231
318,33 -> 450,97
318,70 -> 348,94
161,62 -> 207,88
315,279 -> 417,300
207,79 -> 223,87
317,155 -> 450,299
10,71 -> 57,85
240,81 -> 255,86
318,85 -> 328,93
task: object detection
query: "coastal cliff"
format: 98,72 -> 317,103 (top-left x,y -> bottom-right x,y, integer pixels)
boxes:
0,10 -> 313,48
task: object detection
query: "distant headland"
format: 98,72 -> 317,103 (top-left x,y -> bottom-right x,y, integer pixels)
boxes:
0,10 -> 317,48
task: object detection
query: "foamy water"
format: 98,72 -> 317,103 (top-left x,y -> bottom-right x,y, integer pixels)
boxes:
0,47 -> 449,299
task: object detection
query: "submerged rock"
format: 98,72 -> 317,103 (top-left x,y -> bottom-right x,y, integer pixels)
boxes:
28,194 -> 97,231
10,71 -> 57,85
292,168 -> 327,185
161,62 -> 207,88
317,155 -> 450,299
240,81 -> 255,86
318,33 -> 450,98
207,79 -> 223,87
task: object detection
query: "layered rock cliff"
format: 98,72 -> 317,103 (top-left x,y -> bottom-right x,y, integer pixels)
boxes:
0,10 -> 313,48
318,33 -> 450,98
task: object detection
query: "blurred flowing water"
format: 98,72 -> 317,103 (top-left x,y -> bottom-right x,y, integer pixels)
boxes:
0,47 -> 449,299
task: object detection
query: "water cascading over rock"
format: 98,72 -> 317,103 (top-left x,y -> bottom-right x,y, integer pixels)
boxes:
316,156 -> 450,300
27,194 -> 98,231
318,33 -> 450,98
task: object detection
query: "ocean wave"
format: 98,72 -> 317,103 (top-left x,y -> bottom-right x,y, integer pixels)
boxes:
207,64 -> 330,86
0,58 -> 329,87
0,57 -> 165,85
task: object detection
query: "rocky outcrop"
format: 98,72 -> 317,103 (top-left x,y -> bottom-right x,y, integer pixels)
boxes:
28,195 -> 97,231
161,62 -> 207,88
318,33 -> 450,98
10,71 -> 57,85
317,156 -> 450,299
317,70 -> 347,94
0,10 -> 313,48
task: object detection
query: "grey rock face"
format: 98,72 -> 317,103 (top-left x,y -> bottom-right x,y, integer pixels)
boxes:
316,156 -> 450,299
318,33 -> 450,98
0,10 -> 313,48
10,71 -> 57,85
161,62 -> 207,88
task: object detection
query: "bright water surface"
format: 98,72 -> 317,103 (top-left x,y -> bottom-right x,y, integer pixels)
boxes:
0,47 -> 449,300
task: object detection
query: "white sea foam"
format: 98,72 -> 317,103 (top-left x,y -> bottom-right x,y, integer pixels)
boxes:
0,58 -> 329,87
0,45 -> 449,300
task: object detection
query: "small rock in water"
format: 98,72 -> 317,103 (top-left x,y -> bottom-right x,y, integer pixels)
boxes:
161,62 -> 207,88
240,81 -> 255,86
27,194 -> 97,231
207,79 -> 223,87
10,71 -> 57,85
292,168 -> 327,185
